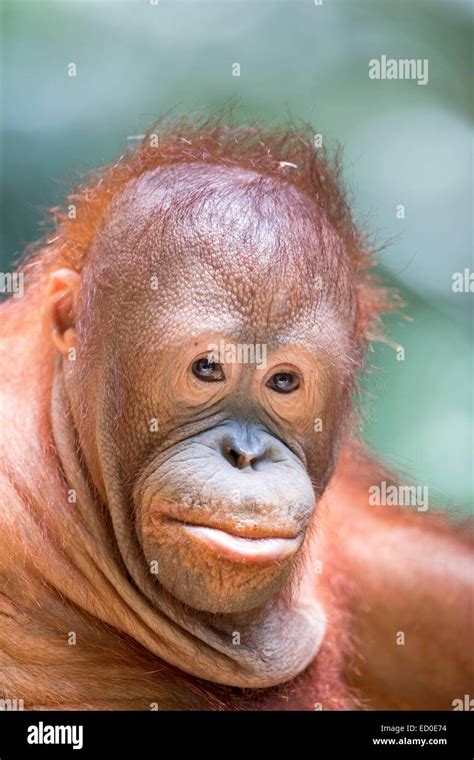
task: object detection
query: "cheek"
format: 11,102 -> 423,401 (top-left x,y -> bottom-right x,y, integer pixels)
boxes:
304,404 -> 350,489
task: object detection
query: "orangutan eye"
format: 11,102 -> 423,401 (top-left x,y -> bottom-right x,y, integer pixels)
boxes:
266,372 -> 300,394
192,357 -> 225,382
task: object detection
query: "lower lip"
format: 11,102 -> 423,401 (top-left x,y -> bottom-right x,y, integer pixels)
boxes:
179,523 -> 303,563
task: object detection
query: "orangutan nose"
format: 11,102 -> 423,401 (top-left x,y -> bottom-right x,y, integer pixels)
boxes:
220,422 -> 273,470
224,445 -> 263,470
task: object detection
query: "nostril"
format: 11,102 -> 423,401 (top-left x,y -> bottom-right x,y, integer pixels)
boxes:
226,448 -> 241,468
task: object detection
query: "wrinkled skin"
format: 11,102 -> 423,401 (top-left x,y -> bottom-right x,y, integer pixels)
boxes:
46,164 -> 356,686
0,159 -> 472,710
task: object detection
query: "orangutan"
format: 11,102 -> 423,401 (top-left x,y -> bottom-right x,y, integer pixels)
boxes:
0,115 -> 472,710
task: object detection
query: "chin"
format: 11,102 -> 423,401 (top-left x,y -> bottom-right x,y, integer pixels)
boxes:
139,507 -> 306,614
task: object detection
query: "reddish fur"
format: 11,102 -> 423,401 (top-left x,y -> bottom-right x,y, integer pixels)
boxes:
0,115 -> 469,710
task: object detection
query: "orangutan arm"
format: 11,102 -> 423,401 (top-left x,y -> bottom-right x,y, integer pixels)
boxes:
325,485 -> 474,709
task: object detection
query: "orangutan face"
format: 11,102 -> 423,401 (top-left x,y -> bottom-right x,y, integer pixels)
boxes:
47,163 -> 357,617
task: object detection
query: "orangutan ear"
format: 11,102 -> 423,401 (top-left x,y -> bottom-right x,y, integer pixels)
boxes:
43,269 -> 81,356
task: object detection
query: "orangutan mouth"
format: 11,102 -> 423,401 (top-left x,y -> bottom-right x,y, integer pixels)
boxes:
165,517 -> 303,563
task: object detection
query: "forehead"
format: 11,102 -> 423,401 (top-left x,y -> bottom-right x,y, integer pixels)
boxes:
93,163 -> 356,348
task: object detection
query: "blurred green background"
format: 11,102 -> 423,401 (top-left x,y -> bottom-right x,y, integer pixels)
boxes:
1,0 -> 472,513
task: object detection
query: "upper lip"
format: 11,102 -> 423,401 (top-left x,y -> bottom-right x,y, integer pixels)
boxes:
156,514 -> 300,541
